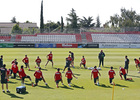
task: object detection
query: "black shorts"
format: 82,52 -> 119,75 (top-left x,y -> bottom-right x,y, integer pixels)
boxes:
124,65 -> 129,69
22,75 -> 30,81
55,79 -> 62,84
65,65 -> 70,68
94,77 -> 99,83
72,58 -> 74,61
24,63 -> 28,66
121,73 -> 127,80
1,78 -> 7,84
35,78 -> 42,84
67,78 -> 72,84
81,63 -> 86,67
109,78 -> 114,83
138,64 -> 140,67
48,59 -> 53,62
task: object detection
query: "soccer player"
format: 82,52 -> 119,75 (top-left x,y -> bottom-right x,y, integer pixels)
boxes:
124,56 -> 129,74
11,59 -> 17,64
80,56 -> 86,69
91,66 -> 101,85
108,66 -> 116,85
7,69 -> 11,81
98,50 -> 105,69
119,66 -> 132,80
22,55 -> 31,71
11,62 -> 19,79
19,65 -> 33,86
65,68 -> 77,87
62,58 -> 71,73
45,51 -> 53,67
0,55 -> 3,68
54,68 -> 63,88
0,64 -> 10,93
35,56 -> 41,68
69,51 -> 74,68
134,58 -> 140,73
34,67 -> 47,86
67,55 -> 72,67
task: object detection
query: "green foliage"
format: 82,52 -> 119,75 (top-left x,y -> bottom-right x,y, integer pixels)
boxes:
66,8 -> 79,29
61,16 -> 64,32
44,22 -> 60,32
80,16 -> 95,28
22,28 -> 39,34
96,15 -> 101,28
11,23 -> 22,34
11,16 -> 17,23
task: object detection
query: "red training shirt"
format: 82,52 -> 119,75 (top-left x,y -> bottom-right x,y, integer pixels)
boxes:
68,57 -> 72,61
23,57 -> 29,63
120,67 -> 126,75
91,69 -> 99,78
48,54 -> 53,60
55,71 -> 62,81
81,58 -> 86,64
7,69 -> 10,75
11,64 -> 18,73
34,70 -> 43,79
66,70 -> 73,79
108,69 -> 115,78
19,68 -> 26,78
35,58 -> 41,63
135,59 -> 140,65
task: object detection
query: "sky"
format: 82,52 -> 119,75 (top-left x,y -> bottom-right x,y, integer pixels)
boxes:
0,0 -> 140,27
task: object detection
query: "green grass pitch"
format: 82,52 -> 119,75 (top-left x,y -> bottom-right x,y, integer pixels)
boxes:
0,48 -> 140,100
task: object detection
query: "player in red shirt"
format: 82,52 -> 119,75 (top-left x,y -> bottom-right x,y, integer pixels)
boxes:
134,58 -> 140,73
19,65 -> 33,86
34,67 -> 47,86
108,67 -> 116,85
65,68 -> 77,87
11,59 -> 17,64
7,69 -> 11,81
35,56 -> 41,68
45,51 -> 53,67
54,68 -> 63,88
119,66 -> 132,80
91,66 -> 101,85
22,55 -> 31,71
80,56 -> 86,69
11,62 -> 19,79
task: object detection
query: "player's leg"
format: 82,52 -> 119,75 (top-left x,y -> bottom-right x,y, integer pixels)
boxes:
14,73 -> 16,78
102,58 -> 104,67
67,79 -> 71,87
45,60 -> 49,67
27,63 -> 31,70
6,83 -> 10,93
35,78 -> 39,86
42,77 -> 48,85
61,79 -> 64,85
96,77 -> 99,85
51,60 -> 54,67
2,83 -> 5,92
119,73 -> 123,80
94,78 -> 97,85
80,63 -> 82,68
99,59 -> 101,67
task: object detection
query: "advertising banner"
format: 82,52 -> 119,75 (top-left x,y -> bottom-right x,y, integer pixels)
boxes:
0,43 -> 13,48
35,43 -> 56,48
56,43 -> 78,48
78,44 -> 99,48
99,43 -> 130,48
14,44 -> 35,48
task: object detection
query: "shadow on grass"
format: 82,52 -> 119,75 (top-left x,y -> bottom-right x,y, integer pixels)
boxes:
115,84 -> 128,88
103,66 -> 118,69
5,92 -> 23,99
28,69 -> 35,72
8,81 -> 17,84
73,73 -> 81,76
38,84 -> 54,89
59,85 -> 73,90
71,84 -> 84,89
127,75 -> 140,78
41,68 -> 48,71
97,84 -> 112,88
53,67 -> 63,70
126,79 -> 134,82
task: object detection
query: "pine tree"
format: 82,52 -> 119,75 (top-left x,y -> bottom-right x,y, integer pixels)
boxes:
61,16 -> 64,32
40,0 -> 44,33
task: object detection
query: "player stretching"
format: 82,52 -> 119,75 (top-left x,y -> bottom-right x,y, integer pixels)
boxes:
11,59 -> 17,64
65,68 -> 77,87
35,56 -> 41,68
11,62 -> 19,79
34,67 -> 48,86
80,56 -> 86,69
69,51 -> 74,68
91,66 -> 101,85
62,58 -> 71,73
54,68 -> 63,88
19,65 -> 34,86
134,58 -> 140,73
119,66 -> 132,80
45,51 -> 53,67
22,55 -> 31,71
0,64 -> 10,93
108,67 -> 116,85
